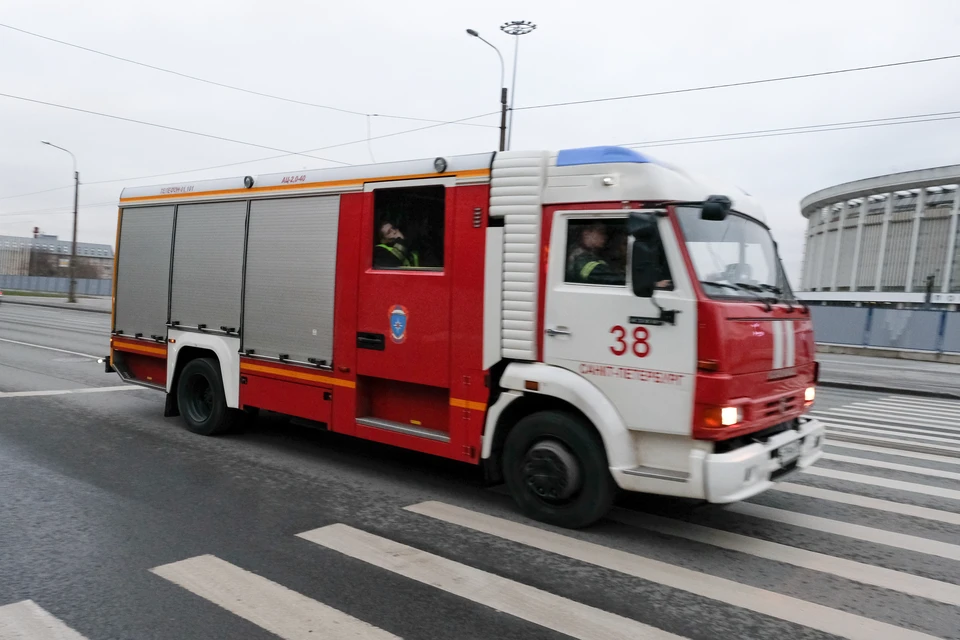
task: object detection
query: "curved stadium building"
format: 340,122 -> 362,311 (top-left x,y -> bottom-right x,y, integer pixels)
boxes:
800,164 -> 960,305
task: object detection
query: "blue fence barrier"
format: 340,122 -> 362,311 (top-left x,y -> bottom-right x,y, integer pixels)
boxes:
0,274 -> 112,296
811,305 -> 960,354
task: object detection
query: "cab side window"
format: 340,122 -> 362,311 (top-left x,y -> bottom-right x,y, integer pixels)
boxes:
372,185 -> 445,270
565,219 -> 627,286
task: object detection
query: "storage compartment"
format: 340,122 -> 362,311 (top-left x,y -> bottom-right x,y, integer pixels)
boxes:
357,376 -> 449,435
240,373 -> 332,425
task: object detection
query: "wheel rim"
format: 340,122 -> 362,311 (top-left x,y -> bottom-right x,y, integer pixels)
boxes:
183,372 -> 214,424
521,439 -> 583,504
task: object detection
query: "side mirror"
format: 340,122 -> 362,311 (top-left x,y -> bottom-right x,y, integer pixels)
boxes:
628,212 -> 660,298
700,195 -> 732,221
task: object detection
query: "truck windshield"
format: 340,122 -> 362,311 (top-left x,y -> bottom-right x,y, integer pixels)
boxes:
675,206 -> 790,300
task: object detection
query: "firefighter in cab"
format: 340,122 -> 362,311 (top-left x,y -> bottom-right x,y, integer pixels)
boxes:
375,220 -> 419,268
567,221 -> 626,285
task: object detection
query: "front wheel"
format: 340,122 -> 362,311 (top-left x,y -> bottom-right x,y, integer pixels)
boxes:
503,410 -> 616,529
176,357 -> 232,436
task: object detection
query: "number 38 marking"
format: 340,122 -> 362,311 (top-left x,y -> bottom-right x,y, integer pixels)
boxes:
610,325 -> 650,358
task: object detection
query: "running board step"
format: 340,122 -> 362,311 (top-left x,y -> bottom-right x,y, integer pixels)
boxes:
621,466 -> 690,482
357,417 -> 450,443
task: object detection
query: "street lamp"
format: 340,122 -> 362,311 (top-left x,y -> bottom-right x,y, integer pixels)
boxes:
466,29 -> 508,152
500,20 -> 536,150
41,140 -> 79,303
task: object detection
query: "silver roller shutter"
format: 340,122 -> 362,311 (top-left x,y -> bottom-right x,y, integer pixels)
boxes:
242,196 -> 340,364
114,206 -> 175,338
170,201 -> 247,331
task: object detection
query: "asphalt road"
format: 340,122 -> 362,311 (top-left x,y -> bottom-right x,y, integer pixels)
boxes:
818,353 -> 960,398
1,304 -> 958,640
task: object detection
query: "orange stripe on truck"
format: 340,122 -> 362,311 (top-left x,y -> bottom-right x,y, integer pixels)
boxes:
450,397 -> 487,412
239,362 -> 356,389
119,169 -> 491,204
112,339 -> 167,357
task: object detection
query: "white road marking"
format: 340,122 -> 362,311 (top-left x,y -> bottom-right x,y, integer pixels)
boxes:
823,422 -> 960,444
806,466 -> 960,500
826,430 -> 960,454
401,502 -> 938,640
726,502 -> 960,561
818,408 -> 960,432
826,441 -> 960,466
822,453 -> 960,480
0,600 -> 88,640
0,386 -> 141,399
298,523 -> 684,640
608,508 -> 960,607
772,483 -> 960,526
885,395 -> 960,409
151,555 -> 398,640
849,400 -> 960,420
0,337 -> 101,360
817,358 -> 959,374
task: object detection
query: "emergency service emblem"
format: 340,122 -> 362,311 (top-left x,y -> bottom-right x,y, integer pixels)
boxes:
389,304 -> 409,344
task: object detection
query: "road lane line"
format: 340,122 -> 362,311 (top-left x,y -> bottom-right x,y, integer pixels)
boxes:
725,502 -> 960,561
819,408 -> 960,431
886,395 -> 960,409
0,337 -> 101,359
0,386 -> 142,399
607,508 -> 960,607
0,600 -> 88,640
401,502 -> 938,640
151,555 -> 398,640
772,483 -> 960,525
848,400 -> 960,420
826,431 -> 960,454
805,466 -> 960,500
822,453 -> 960,480
822,422 -> 960,444
826,441 -> 960,465
298,523 -> 685,640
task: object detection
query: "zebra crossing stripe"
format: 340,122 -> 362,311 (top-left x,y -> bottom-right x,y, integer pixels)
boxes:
151,555 -> 399,639
773,483 -> 960,526
825,441 -> 960,466
726,502 -> 960,561
607,508 -> 960,607
403,501 -> 939,640
822,453 -> 960,480
816,409 -> 960,433
0,600 -> 87,640
297,524 -> 684,640
805,466 -> 960,500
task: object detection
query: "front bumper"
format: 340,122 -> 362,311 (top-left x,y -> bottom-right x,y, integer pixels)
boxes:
702,416 -> 825,503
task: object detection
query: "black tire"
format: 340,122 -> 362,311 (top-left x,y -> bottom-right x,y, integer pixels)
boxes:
176,357 -> 233,436
503,410 -> 616,529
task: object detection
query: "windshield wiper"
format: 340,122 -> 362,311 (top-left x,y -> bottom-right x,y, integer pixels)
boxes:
701,280 -> 772,311
753,283 -> 798,312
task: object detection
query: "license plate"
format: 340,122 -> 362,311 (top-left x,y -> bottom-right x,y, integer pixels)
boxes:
777,441 -> 801,465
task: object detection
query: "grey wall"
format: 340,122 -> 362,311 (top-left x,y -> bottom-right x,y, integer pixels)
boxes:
812,304 -> 958,353
0,274 -> 111,296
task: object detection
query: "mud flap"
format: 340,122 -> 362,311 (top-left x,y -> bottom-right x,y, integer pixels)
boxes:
164,391 -> 180,418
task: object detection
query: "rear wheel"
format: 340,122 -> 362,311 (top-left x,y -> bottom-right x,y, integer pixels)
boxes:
176,357 -> 232,436
503,410 -> 615,529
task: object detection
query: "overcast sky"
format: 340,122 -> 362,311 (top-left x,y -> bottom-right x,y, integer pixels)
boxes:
3,0 -> 960,285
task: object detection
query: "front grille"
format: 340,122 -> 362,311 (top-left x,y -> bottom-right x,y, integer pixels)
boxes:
714,419 -> 797,454
762,394 -> 799,419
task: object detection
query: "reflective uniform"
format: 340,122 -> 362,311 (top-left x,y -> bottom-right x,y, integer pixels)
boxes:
568,249 -> 624,285
375,243 -> 420,268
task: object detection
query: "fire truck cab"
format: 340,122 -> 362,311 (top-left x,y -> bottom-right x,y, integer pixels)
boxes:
109,146 -> 824,528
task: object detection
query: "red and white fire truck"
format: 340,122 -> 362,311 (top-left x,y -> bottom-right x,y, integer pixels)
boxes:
108,146 -> 824,528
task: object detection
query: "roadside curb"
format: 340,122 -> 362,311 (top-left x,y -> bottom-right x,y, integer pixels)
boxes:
1,298 -> 111,315
819,379 -> 960,401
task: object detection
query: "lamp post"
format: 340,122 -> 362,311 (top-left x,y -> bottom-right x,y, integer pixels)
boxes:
466,28 -> 507,152
41,140 -> 79,303
500,20 -> 536,150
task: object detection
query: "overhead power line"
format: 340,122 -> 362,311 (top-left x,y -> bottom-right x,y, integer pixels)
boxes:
620,109 -> 960,149
81,110 -> 497,186
0,200 -> 116,219
0,91 -> 352,166
0,22 -> 495,130
0,185 -> 73,201
515,53 -> 960,112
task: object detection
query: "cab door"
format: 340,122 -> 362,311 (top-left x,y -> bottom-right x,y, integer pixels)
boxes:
541,210 -> 697,435
354,180 -> 455,439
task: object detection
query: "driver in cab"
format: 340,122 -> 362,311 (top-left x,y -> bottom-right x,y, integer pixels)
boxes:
567,222 -> 671,288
